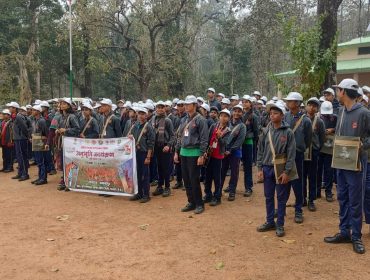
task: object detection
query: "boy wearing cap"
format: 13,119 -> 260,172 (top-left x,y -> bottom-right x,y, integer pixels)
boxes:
128,107 -> 155,203
151,102 -> 175,197
323,88 -> 341,115
324,79 -> 370,254
122,107 -> 137,136
203,109 -> 231,206
284,92 -> 312,224
0,110 -> 14,172
174,95 -> 208,214
99,99 -> 122,138
79,103 -> 100,139
242,97 -> 259,197
257,103 -> 296,237
207,88 -> 221,111
221,104 -> 246,201
30,105 -> 49,185
8,102 -> 31,181
317,101 -> 337,201
302,98 -> 325,211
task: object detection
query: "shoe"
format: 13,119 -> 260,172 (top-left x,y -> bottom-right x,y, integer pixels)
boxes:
172,181 -> 183,189
276,226 -> 285,237
57,185 -> 66,191
352,240 -> 366,254
181,203 -> 196,212
326,194 -> 334,202
294,212 -> 304,224
194,205 -> 205,214
35,180 -> 47,185
152,187 -> 164,196
150,180 -> 158,187
11,175 -> 21,179
324,233 -> 352,244
210,198 -> 221,206
228,193 -> 235,201
244,189 -> 253,197
257,222 -> 276,232
308,202 -> 317,212
18,175 -> 30,181
130,194 -> 141,201
49,170 -> 57,175
223,187 -> 230,193
3,169 -> 13,173
162,188 -> 171,197
31,179 -> 40,184
203,195 -> 212,203
140,196 -> 150,203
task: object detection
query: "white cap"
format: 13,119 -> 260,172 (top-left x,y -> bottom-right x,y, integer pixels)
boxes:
250,97 -> 257,103
33,99 -> 42,105
19,106 -> 27,111
323,87 -> 335,95
40,101 -> 50,108
146,99 -> 154,104
26,105 -> 32,109
112,104 -> 118,111
219,109 -> 231,117
197,97 -> 205,103
81,102 -> 94,110
284,92 -> 303,101
144,102 -> 155,111
358,87 -> 364,96
333,79 -> 359,91
201,103 -> 210,112
266,101 -> 286,115
217,93 -> 225,98
320,101 -> 333,114
221,98 -> 230,105
59,98 -> 72,105
93,103 -> 101,109
253,91 -> 261,96
261,96 -> 268,102
233,104 -> 244,111
156,100 -> 166,106
123,101 -> 132,108
136,106 -> 148,114
307,97 -> 321,107
207,87 -> 215,93
32,105 -> 42,112
165,100 -> 172,107
184,95 -> 198,104
173,98 -> 179,104
319,96 -> 326,102
257,100 -> 264,105
362,86 -> 370,93
2,109 -> 11,115
272,96 -> 278,101
242,94 -> 251,100
230,95 -> 239,100
363,94 -> 369,103
177,100 -> 185,105
100,98 -> 113,106
6,101 -> 20,109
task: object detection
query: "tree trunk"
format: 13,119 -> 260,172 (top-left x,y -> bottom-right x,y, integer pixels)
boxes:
317,0 -> 343,88
17,57 -> 32,105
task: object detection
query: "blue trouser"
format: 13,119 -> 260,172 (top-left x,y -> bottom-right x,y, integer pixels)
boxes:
263,166 -> 290,226
34,151 -> 47,181
287,151 -> 304,214
204,157 -> 223,200
149,153 -> 158,183
14,139 -> 29,177
137,151 -> 150,198
2,146 -> 14,170
322,153 -> 334,196
221,154 -> 240,194
44,150 -> 56,173
242,143 -> 254,191
181,156 -> 203,207
303,149 -> 319,203
365,162 -> 370,224
155,147 -> 172,189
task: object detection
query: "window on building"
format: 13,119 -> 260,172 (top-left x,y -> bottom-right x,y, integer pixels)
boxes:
358,47 -> 370,55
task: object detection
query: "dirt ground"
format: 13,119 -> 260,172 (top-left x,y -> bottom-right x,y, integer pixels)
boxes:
0,165 -> 369,280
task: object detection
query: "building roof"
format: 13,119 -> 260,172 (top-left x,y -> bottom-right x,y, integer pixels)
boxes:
338,36 -> 370,48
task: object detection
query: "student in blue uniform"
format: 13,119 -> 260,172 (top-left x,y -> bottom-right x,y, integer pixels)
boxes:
324,79 -> 370,254
79,103 -> 100,139
284,92 -> 312,224
257,101 -> 296,237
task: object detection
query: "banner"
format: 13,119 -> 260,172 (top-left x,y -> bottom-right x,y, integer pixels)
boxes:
63,137 -> 138,196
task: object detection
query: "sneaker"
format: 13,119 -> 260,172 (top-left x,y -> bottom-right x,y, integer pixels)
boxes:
152,187 -> 164,196
257,222 -> 276,232
11,175 -> 21,180
228,193 -> 235,201
150,180 -> 158,187
326,193 -> 334,202
162,188 -> 171,197
18,175 -> 30,181
276,226 -> 285,237
181,203 -> 196,212
194,205 -> 205,214
223,187 -> 230,193
140,196 -> 151,203
209,198 -> 221,206
203,195 -> 212,203
243,189 -> 253,197
172,181 -> 183,189
308,202 -> 317,212
31,179 -> 40,184
352,239 -> 366,254
294,212 -> 304,224
35,180 -> 47,186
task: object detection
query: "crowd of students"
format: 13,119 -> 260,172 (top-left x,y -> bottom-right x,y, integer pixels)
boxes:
1,79 -> 370,254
